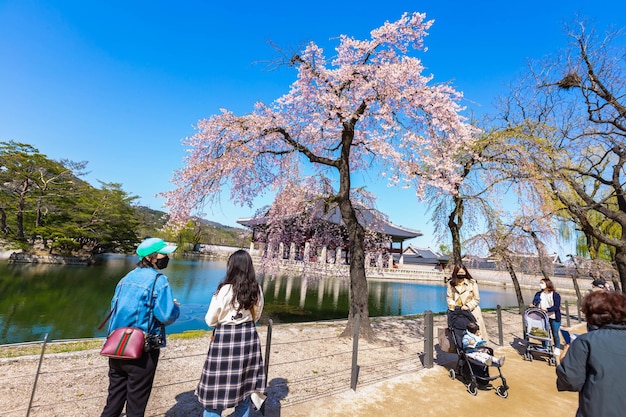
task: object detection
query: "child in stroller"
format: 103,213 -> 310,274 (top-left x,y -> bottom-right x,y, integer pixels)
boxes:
463,322 -> 505,367
448,308 -> 509,397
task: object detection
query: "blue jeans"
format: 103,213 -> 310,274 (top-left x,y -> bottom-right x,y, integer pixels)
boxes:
203,397 -> 250,417
550,319 -> 561,349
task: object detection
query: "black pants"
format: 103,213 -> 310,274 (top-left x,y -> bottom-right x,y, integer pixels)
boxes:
101,349 -> 160,417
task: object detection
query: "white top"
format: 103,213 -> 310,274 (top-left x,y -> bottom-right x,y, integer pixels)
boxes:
539,291 -> 556,320
205,284 -> 264,327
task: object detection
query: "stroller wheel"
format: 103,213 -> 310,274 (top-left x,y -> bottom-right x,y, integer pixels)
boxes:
467,382 -> 478,396
549,356 -> 556,366
449,368 -> 456,380
524,352 -> 533,361
496,385 -> 509,398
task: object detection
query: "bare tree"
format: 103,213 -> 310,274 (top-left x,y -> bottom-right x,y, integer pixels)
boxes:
496,21 -> 626,292
467,220 -> 528,313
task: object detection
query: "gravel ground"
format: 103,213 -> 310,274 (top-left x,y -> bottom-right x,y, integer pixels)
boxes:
0,309 -> 535,416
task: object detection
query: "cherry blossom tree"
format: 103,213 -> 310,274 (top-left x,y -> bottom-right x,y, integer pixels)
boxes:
163,13 -> 478,339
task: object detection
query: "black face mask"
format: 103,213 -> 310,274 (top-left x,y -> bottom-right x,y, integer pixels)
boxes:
155,256 -> 169,270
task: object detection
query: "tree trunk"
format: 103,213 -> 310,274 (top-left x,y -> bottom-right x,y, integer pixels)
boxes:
0,207 -> 8,234
502,253 -> 525,314
339,206 -> 374,340
527,228 -> 551,279
569,258 -> 584,302
448,194 -> 464,266
16,193 -> 25,240
615,248 -> 626,295
337,123 -> 374,340
35,197 -> 42,228
572,274 -> 583,303
611,278 -> 622,292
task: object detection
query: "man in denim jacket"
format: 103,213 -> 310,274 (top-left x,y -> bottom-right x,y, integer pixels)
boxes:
101,238 -> 181,417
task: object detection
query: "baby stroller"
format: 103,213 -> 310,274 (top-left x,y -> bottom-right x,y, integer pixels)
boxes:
523,307 -> 556,365
447,308 -> 509,398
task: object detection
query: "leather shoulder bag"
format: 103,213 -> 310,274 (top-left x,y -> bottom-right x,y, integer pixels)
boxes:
99,273 -> 161,360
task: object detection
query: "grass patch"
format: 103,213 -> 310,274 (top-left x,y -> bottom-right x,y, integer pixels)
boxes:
0,330 -> 211,359
0,339 -> 104,359
170,330 -> 209,340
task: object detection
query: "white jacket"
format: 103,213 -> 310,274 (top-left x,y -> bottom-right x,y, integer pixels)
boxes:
205,284 -> 264,327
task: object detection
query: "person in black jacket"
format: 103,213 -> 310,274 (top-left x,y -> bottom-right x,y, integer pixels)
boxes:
532,278 -> 562,352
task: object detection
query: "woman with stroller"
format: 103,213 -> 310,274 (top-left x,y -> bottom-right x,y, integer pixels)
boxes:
556,290 -> 626,417
447,265 -> 488,341
532,278 -> 562,354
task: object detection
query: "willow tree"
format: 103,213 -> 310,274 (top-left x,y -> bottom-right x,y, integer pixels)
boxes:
498,22 -> 626,292
163,13 -> 478,339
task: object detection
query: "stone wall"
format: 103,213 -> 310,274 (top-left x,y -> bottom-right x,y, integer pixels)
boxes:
262,258 -> 589,299
8,252 -> 92,265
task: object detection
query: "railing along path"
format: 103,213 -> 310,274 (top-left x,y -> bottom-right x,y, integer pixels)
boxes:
0,305 -> 582,416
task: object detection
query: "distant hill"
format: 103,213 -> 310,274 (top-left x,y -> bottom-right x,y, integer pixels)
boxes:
134,206 -> 250,247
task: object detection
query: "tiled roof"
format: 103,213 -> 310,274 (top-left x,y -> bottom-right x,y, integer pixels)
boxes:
237,205 -> 422,241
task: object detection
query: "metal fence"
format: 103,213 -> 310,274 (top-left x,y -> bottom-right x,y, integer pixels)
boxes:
1,304 -> 583,417
1,320 -> 425,416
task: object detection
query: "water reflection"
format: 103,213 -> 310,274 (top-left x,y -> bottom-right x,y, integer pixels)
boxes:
0,257 -> 534,344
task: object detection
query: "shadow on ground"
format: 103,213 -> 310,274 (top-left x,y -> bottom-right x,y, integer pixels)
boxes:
164,378 -> 290,417
165,391 -> 203,416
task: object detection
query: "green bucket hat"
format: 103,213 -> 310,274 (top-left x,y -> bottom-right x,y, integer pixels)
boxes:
136,237 -> 177,258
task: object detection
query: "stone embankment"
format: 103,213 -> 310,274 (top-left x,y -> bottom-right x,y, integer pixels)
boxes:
7,252 -> 92,265
264,258 -> 588,297
4,244 -> 590,297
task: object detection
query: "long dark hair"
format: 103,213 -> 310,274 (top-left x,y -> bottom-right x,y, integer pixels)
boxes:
449,265 -> 473,287
217,249 -> 260,311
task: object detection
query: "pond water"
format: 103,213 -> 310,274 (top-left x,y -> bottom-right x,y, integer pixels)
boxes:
0,255 -> 535,344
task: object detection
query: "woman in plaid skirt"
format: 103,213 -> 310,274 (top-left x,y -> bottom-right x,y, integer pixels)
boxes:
196,249 -> 267,417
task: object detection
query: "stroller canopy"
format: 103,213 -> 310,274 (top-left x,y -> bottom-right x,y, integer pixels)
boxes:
448,309 -> 477,331
448,309 -> 478,348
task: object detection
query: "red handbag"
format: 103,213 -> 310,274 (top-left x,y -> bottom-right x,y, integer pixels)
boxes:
99,274 -> 161,360
100,327 -> 145,359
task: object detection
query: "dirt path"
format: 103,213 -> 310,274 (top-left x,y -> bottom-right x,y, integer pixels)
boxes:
283,334 -> 582,417
0,311 -> 583,416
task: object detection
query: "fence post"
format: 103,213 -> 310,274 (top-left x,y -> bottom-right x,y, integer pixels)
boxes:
350,314 -> 360,391
496,305 -> 504,346
264,319 -> 273,381
27,333 -> 48,417
577,299 -> 582,323
565,300 -> 571,327
423,310 -> 433,368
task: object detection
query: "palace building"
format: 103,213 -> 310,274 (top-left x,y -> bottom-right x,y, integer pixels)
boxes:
237,205 -> 422,267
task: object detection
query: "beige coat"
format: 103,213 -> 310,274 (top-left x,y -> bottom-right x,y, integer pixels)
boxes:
447,278 -> 488,341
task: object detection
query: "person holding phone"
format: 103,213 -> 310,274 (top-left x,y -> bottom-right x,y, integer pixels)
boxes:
556,290 -> 626,417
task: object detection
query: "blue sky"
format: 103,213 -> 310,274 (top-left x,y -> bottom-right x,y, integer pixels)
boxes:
1,0 -> 624,253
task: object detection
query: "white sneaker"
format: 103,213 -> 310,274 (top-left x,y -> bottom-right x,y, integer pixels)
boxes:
554,347 -> 561,356
251,391 -> 267,411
